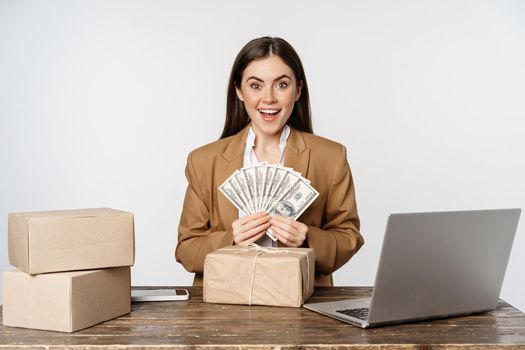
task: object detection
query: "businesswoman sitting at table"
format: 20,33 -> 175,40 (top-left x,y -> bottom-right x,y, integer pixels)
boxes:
176,36 -> 364,286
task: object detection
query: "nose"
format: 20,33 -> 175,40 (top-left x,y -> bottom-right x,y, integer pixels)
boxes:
262,88 -> 277,103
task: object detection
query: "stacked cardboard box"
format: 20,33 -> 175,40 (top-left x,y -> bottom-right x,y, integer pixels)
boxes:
3,208 -> 135,332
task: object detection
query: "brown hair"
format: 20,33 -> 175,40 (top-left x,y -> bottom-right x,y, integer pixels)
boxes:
220,36 -> 313,139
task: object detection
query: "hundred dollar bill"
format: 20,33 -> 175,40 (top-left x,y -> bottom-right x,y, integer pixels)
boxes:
232,170 -> 255,213
242,166 -> 257,212
268,177 -> 319,220
219,179 -> 249,216
254,163 -> 267,212
220,171 -> 252,213
260,165 -> 277,212
265,168 -> 298,213
283,167 -> 310,184
261,165 -> 290,211
263,168 -> 299,242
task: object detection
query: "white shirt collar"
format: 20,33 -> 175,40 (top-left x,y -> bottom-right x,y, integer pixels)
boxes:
243,125 -> 290,166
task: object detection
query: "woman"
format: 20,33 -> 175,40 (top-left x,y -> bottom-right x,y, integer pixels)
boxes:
175,36 -> 364,286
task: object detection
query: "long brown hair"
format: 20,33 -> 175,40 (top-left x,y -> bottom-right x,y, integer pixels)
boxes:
220,37 -> 313,139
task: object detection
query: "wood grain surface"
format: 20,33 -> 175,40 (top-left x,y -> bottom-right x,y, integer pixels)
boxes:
1,286 -> 525,349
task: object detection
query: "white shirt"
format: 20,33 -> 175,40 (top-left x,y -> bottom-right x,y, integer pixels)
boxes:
242,125 -> 291,247
243,125 -> 290,166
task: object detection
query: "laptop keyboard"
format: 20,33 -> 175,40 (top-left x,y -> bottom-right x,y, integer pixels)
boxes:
336,307 -> 369,321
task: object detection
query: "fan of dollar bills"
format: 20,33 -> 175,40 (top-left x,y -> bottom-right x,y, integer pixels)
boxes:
219,163 -> 319,241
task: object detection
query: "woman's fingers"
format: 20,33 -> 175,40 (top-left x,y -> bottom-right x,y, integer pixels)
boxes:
270,224 -> 294,245
233,213 -> 308,246
234,221 -> 270,245
242,221 -> 271,239
270,215 -> 308,247
232,212 -> 271,245
234,211 -> 268,226
243,226 -> 270,244
241,212 -> 271,230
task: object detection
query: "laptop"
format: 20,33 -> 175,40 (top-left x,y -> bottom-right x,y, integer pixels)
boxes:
304,208 -> 521,328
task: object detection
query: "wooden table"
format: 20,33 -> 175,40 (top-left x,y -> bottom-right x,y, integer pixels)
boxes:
1,287 -> 525,349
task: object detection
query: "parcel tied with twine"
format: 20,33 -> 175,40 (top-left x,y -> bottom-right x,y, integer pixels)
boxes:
203,244 -> 315,307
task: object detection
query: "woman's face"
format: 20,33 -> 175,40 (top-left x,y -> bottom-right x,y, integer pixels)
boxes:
236,55 -> 302,138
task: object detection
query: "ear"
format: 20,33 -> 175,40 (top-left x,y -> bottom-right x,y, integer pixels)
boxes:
294,80 -> 303,102
236,85 -> 244,102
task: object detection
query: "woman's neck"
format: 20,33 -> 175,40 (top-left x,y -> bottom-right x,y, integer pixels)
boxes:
253,129 -> 283,164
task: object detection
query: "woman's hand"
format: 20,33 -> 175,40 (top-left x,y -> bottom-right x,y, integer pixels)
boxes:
232,211 -> 271,245
270,215 -> 308,247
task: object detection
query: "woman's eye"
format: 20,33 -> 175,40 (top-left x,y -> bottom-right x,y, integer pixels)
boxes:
250,83 -> 261,90
276,82 -> 288,89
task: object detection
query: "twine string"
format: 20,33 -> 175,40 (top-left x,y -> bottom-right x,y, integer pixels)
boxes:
217,243 -> 311,304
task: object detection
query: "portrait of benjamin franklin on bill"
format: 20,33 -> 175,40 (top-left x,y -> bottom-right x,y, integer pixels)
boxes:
274,201 -> 296,218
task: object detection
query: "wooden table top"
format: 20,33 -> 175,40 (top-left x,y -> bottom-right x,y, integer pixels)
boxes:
1,286 -> 525,349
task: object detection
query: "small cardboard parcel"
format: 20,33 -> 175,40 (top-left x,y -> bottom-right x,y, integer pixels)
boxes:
203,245 -> 315,308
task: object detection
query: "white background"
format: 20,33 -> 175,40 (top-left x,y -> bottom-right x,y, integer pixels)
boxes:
1,0 -> 524,311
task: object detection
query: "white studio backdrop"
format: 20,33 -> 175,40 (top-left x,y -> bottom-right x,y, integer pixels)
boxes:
1,0 -> 524,310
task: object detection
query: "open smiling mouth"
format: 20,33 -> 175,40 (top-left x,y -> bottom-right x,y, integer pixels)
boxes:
258,109 -> 281,121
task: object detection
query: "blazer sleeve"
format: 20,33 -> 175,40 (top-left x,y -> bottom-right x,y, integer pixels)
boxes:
175,152 -> 233,274
306,145 -> 364,275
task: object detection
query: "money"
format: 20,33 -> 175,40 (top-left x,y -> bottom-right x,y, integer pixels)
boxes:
219,164 -> 319,241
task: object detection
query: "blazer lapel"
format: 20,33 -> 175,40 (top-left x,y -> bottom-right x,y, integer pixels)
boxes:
284,128 -> 311,178
215,126 -> 250,225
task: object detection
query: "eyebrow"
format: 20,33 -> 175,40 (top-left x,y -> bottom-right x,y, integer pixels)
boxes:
246,74 -> 292,82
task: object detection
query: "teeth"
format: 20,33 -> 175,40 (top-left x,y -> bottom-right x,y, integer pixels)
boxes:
259,109 -> 279,114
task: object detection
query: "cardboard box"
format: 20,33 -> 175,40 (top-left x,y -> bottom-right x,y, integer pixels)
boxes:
2,266 -> 131,332
8,208 -> 134,274
203,245 -> 315,307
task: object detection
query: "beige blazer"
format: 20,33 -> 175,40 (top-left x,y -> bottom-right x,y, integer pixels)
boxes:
175,125 -> 364,286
